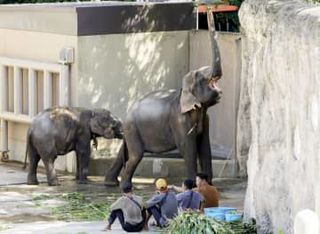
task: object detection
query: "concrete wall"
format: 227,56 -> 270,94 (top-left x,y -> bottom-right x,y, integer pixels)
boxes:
239,0 -> 320,233
77,31 -> 189,118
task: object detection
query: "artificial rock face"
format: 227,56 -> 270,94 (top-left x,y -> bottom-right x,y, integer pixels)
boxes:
238,0 -> 320,233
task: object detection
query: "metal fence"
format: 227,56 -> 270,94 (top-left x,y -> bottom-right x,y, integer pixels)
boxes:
0,56 -> 70,159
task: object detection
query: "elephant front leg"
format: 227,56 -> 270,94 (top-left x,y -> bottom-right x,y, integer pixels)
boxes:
120,154 -> 143,184
177,137 -> 198,180
75,154 -> 80,180
76,149 -> 90,184
120,141 -> 143,184
197,115 -> 213,183
42,156 -> 60,186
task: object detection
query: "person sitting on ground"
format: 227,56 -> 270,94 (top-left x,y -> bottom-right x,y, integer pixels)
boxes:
105,181 -> 146,232
145,178 -> 178,228
195,173 -> 219,208
176,179 -> 203,211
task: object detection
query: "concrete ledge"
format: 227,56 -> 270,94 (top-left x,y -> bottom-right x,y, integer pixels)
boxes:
0,2 -> 195,36
89,157 -> 239,179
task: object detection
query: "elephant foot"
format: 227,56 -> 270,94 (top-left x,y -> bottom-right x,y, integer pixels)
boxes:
27,175 -> 39,185
27,180 -> 39,185
77,179 -> 89,185
48,179 -> 60,186
104,178 -> 119,187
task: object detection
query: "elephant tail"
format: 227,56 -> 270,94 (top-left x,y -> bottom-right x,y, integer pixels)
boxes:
23,129 -> 31,170
121,138 -> 129,168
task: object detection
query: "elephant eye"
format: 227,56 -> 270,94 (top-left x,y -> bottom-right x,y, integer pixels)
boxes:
98,117 -> 110,126
208,78 -> 214,85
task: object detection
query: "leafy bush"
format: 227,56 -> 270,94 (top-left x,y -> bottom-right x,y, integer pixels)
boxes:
196,0 -> 244,32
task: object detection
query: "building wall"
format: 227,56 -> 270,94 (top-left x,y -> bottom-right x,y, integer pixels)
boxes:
0,28 -> 78,171
77,31 -> 190,118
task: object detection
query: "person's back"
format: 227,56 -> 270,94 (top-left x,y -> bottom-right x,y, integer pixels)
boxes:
146,178 -> 178,228
176,179 -> 202,210
177,190 -> 202,210
106,182 -> 146,232
197,183 -> 219,208
111,194 -> 144,224
195,173 -> 219,208
157,191 -> 178,219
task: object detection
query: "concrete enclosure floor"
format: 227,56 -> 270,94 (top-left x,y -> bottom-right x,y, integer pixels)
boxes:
0,161 -> 246,233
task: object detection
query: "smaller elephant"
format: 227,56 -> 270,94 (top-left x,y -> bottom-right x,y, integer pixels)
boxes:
25,107 -> 123,186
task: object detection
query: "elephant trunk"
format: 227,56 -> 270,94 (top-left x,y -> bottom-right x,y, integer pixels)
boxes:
207,10 -> 222,78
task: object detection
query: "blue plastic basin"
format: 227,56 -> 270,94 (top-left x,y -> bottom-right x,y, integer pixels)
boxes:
204,207 -> 237,215
225,213 -> 242,222
206,212 -> 225,221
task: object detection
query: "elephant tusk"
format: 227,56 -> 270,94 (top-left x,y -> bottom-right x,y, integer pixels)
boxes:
187,123 -> 197,135
92,137 -> 98,150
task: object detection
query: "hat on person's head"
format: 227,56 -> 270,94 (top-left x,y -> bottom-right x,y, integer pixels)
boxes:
121,181 -> 133,193
155,178 -> 168,192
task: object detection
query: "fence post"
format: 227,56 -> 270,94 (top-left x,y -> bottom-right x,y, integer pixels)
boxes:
14,66 -> 22,114
0,65 -> 9,159
43,70 -> 52,109
28,69 -> 37,117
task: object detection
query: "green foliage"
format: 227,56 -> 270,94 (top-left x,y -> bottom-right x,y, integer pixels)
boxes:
33,192 -> 112,221
216,0 -> 244,32
277,229 -> 284,234
0,224 -> 9,231
196,0 -> 244,32
167,210 -> 232,234
167,210 -> 257,234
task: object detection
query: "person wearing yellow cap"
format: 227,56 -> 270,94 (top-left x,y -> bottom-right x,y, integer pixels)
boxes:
145,178 -> 178,228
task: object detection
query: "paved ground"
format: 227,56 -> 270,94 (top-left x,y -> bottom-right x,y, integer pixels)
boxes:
0,161 -> 246,234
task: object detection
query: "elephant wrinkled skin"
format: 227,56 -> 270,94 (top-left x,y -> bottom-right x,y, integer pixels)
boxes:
25,107 -> 123,186
105,66 -> 222,186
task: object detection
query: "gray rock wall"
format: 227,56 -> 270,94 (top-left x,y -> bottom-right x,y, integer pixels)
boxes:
238,0 -> 320,233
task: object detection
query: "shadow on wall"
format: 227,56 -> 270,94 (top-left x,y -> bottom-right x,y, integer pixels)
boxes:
77,5 -> 190,120
77,5 -> 190,161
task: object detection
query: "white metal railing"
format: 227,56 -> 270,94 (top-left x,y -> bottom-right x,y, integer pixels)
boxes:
0,56 -> 71,155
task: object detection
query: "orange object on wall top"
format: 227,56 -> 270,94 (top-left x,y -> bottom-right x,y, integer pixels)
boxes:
197,4 -> 239,13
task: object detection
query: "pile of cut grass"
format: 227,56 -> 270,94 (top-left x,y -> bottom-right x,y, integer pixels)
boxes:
33,192 -> 114,221
167,210 -> 256,234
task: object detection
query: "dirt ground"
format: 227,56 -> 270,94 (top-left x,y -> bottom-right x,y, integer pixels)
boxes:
0,161 -> 246,233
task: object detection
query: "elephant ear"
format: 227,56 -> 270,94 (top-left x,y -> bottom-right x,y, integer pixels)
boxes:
89,110 -> 108,136
180,71 -> 202,113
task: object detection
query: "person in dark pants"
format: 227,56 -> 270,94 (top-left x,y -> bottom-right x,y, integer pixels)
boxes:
105,182 -> 146,232
145,178 -> 178,228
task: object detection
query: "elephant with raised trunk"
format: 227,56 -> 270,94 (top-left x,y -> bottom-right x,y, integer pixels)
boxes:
25,107 -> 123,186
105,23 -> 222,186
